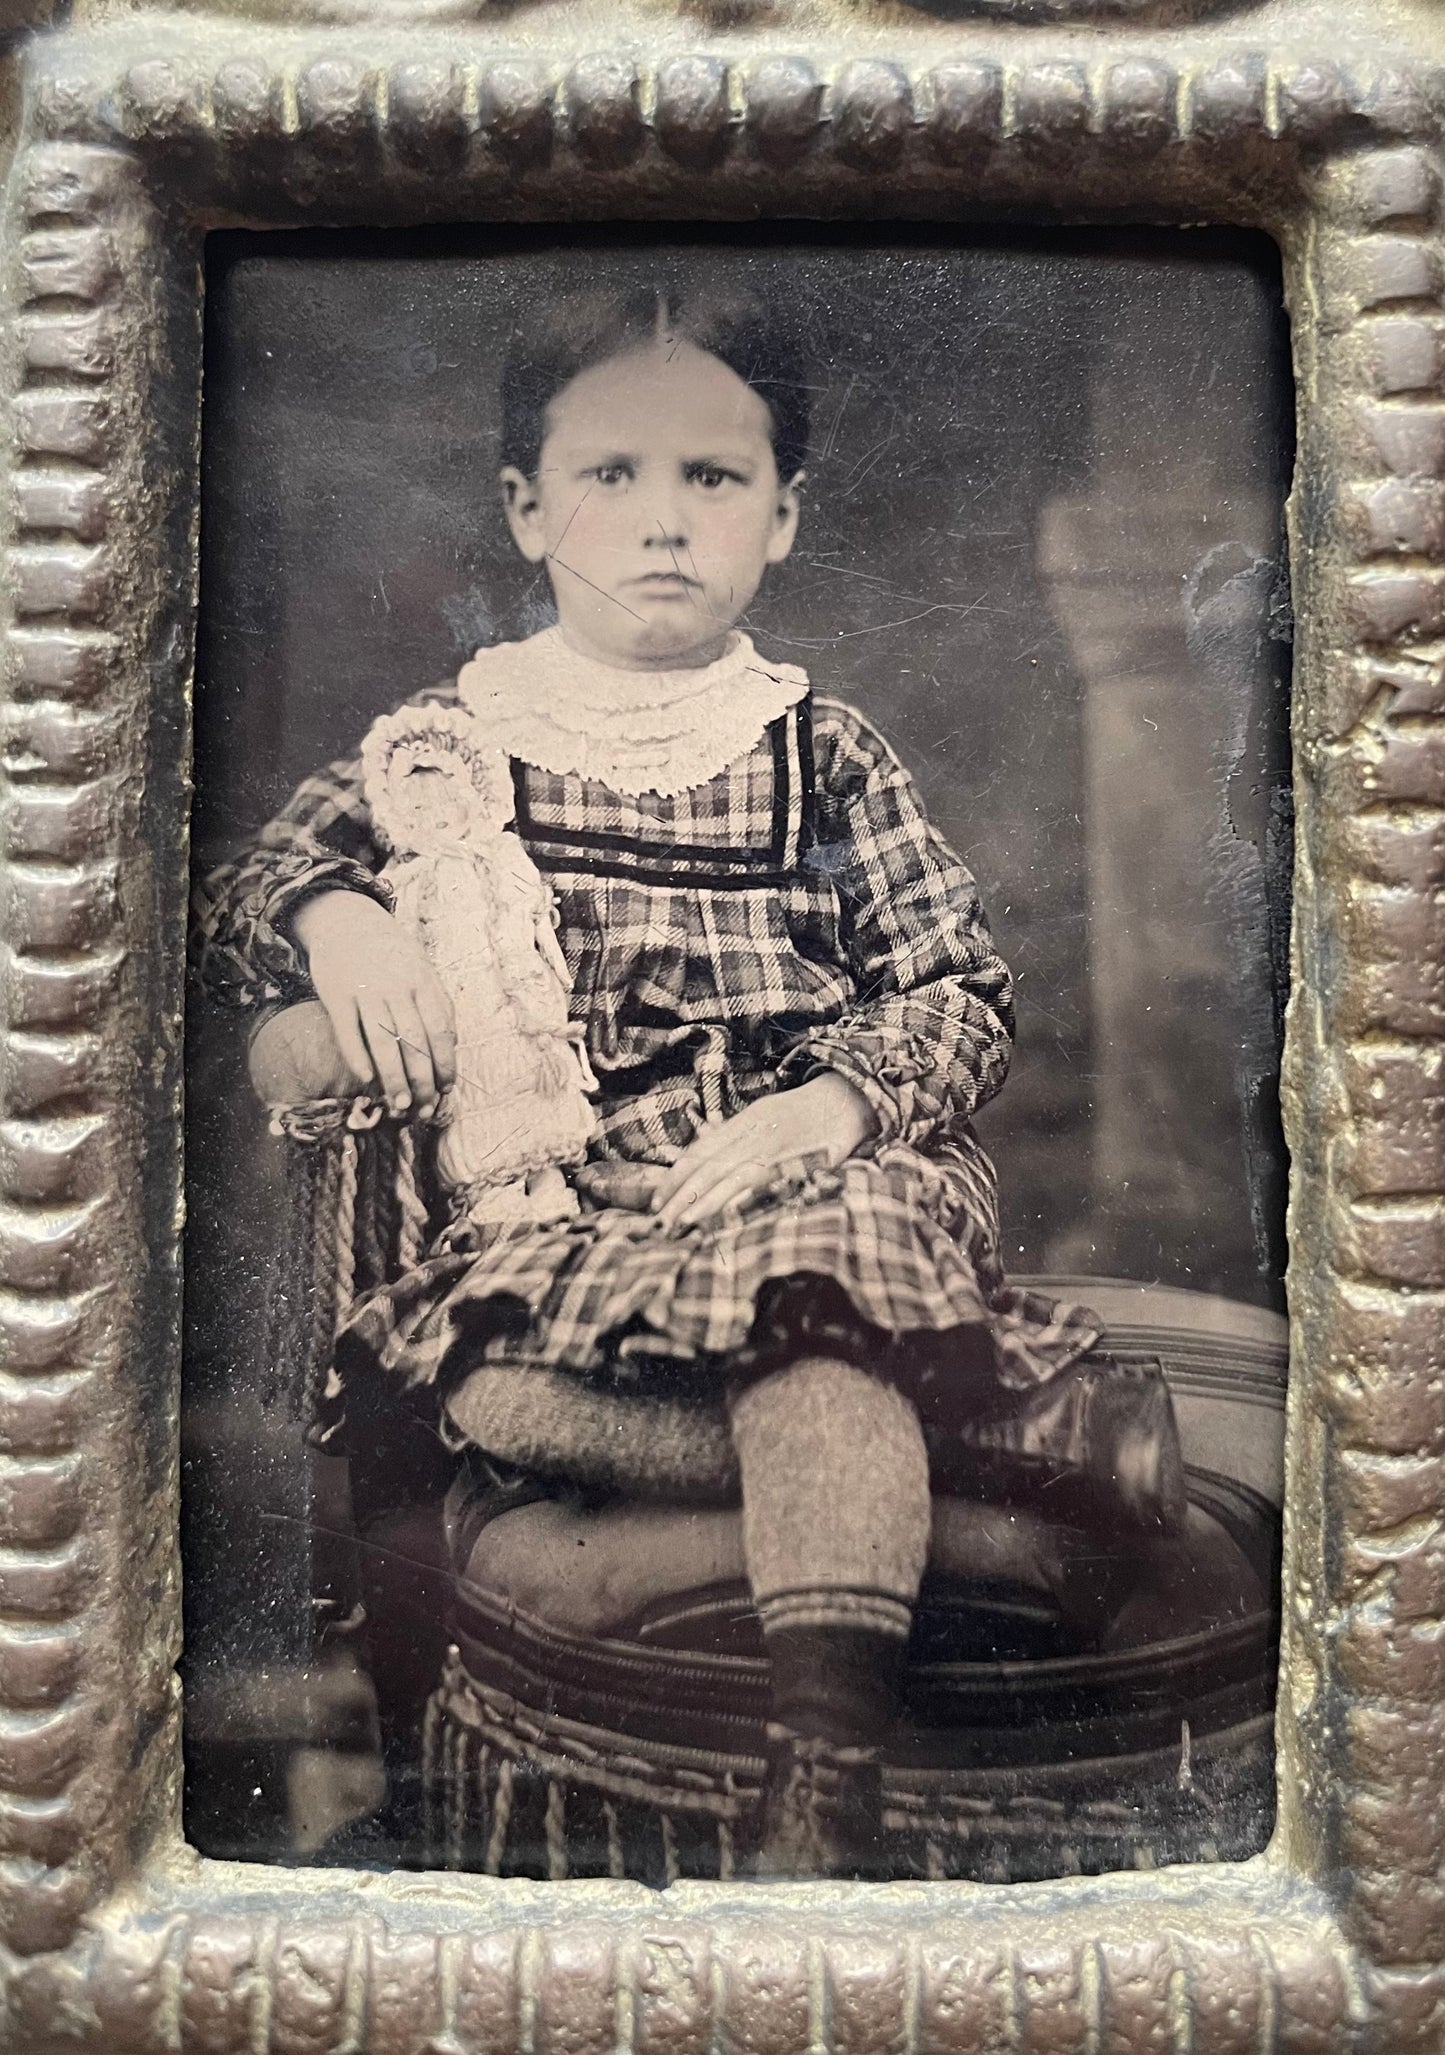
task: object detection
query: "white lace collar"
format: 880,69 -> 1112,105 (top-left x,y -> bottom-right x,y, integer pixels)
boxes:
456,627 -> 809,798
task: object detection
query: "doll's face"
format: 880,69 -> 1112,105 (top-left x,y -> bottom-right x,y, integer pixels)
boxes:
500,342 -> 801,670
364,710 -> 515,854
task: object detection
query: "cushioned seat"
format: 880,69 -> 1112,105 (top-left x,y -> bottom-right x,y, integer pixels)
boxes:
455,1492 -> 1139,1650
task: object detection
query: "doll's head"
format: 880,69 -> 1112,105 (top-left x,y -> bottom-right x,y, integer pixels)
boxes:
499,288 -> 809,670
362,705 -> 515,856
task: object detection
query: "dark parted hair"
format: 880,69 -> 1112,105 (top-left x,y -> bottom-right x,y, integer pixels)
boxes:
500,286 -> 812,483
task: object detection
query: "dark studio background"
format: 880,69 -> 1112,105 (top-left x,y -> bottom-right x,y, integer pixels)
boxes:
182,227 -> 1293,1857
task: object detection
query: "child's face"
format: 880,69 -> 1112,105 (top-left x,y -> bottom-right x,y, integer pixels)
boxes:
501,341 -> 801,670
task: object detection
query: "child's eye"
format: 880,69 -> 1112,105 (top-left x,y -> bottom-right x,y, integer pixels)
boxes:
588,461 -> 633,487
685,461 -> 744,491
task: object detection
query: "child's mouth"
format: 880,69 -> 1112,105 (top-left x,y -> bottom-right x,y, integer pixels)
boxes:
630,572 -> 698,597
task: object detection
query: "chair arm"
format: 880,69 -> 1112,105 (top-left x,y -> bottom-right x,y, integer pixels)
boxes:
248,999 -> 368,1109
258,1039 -> 438,1427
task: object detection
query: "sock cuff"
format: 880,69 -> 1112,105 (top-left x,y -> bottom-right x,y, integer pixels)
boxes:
757,1588 -> 913,1640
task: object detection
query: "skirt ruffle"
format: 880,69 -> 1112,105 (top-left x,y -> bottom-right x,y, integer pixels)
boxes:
338,1133 -> 1100,1410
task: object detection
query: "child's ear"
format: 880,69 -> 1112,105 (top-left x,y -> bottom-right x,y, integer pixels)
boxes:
765,469 -> 804,567
500,466 -> 549,564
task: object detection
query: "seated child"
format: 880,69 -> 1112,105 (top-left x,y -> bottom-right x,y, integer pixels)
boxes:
195,285 -> 1179,1876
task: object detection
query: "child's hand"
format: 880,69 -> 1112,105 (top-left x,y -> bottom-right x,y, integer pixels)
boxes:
291,890 -> 457,1119
652,1074 -> 875,1232
575,1160 -> 668,1212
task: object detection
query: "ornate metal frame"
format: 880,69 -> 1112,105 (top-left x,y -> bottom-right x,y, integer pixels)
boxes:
0,1 -> 1439,2048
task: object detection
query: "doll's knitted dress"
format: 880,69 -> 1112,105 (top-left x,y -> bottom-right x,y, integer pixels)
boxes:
195,630 -> 1099,1498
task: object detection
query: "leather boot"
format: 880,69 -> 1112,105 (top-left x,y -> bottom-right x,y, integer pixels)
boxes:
745,1724 -> 887,1880
949,1357 -> 1187,1534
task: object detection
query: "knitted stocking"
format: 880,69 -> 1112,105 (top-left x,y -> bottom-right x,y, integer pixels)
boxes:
728,1354 -> 930,1743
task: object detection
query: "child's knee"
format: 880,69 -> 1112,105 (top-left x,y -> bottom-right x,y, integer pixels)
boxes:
731,1354 -> 927,1483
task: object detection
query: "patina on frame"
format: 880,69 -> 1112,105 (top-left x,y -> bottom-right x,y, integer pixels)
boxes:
0,0 -> 1439,2048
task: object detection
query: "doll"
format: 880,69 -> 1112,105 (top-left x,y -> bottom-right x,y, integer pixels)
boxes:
360,702 -> 596,1224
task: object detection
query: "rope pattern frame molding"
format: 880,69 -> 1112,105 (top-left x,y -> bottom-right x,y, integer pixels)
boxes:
0,1 -> 1440,2049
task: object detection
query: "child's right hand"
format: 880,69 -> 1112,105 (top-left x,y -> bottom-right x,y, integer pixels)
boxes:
290,889 -> 457,1118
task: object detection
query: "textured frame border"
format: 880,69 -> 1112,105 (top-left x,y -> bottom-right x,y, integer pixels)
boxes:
0,9 -> 1440,2052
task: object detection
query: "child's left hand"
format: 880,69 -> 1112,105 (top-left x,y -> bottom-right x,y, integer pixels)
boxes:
653,1073 -> 876,1232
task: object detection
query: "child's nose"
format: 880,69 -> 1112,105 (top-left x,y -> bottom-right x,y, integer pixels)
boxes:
642,484 -> 688,548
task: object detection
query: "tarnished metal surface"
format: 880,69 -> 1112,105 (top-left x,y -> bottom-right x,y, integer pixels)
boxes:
0,1 -> 1439,2048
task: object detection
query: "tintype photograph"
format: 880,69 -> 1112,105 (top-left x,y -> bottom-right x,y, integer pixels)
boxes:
182,228 -> 1295,1888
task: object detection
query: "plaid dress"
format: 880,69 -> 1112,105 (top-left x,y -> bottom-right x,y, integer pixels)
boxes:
193,668 -> 1097,1470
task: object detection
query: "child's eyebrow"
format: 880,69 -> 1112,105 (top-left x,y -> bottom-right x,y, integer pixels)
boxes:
560,440 -> 762,464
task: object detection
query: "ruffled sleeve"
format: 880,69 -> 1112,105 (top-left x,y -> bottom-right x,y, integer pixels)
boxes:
776,698 -> 1014,1151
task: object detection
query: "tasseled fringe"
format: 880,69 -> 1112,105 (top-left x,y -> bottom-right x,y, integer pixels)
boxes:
363,1120 -> 400,1288
420,1685 -> 443,1860
264,1129 -> 309,1413
603,1798 -> 625,1881
396,1124 -> 430,1274
333,1131 -> 359,1328
544,1776 -> 569,1881
422,1652 -> 754,1885
266,1095 -> 435,1424
421,1648 -> 1269,1885
485,1756 -> 514,1876
718,1777 -> 737,1881
445,1716 -> 467,1871
266,1119 -> 348,1417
